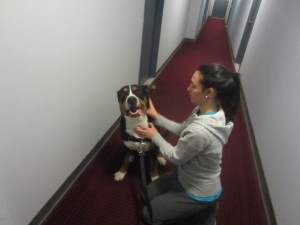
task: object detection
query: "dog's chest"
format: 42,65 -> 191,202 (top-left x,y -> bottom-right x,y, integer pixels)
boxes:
124,115 -> 152,152
124,115 -> 148,137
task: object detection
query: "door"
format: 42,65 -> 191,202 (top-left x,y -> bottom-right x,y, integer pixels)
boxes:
139,0 -> 164,85
202,0 -> 210,25
212,0 -> 228,18
235,0 -> 261,64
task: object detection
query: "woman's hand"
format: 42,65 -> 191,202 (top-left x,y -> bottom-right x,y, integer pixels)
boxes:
135,123 -> 158,139
147,99 -> 158,120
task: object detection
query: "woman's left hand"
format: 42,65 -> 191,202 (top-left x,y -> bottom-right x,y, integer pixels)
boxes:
135,123 -> 158,139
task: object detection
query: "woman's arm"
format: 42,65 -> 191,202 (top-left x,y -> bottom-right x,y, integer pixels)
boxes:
135,125 -> 209,165
151,129 -> 209,165
155,115 -> 187,136
147,99 -> 186,135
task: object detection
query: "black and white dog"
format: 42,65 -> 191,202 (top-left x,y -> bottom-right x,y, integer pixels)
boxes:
114,84 -> 166,181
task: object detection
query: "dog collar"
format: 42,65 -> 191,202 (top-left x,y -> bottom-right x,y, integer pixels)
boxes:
125,136 -> 151,143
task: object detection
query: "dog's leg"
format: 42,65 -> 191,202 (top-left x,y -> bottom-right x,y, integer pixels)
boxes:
157,151 -> 166,166
128,153 -> 135,163
114,151 -> 132,181
150,153 -> 160,181
150,144 -> 166,166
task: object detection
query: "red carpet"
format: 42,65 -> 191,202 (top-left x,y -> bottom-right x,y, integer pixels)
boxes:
42,18 -> 268,225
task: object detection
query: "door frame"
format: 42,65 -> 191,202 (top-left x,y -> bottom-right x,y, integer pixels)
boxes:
235,0 -> 261,64
225,0 -> 234,24
139,0 -> 164,84
202,0 -> 210,25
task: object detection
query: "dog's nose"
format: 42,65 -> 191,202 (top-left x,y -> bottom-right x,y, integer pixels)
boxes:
127,96 -> 137,105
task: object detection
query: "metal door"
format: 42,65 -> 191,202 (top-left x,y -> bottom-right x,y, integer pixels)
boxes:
235,0 -> 261,64
212,0 -> 228,18
139,0 -> 164,85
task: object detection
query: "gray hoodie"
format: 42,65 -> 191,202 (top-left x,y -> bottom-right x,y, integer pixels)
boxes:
152,106 -> 233,198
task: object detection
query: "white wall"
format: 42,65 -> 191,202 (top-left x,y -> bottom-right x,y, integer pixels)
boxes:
225,0 -> 233,23
0,1 -> 145,224
185,0 -> 207,40
156,0 -> 191,70
208,0 -> 215,16
239,0 -> 300,225
0,193 -> 12,225
227,0 -> 253,57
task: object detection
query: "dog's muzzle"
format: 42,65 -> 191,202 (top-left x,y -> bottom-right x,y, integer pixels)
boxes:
126,96 -> 144,116
127,96 -> 137,106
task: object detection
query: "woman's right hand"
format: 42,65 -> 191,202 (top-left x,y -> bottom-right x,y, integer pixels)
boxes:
147,98 -> 158,120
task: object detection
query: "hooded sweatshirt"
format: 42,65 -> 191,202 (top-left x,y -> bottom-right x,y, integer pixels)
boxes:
152,106 -> 233,199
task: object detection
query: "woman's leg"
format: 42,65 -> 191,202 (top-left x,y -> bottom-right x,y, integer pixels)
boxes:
146,169 -> 178,200
142,173 -> 212,225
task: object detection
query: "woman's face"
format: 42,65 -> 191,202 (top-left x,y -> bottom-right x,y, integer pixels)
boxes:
187,71 -> 208,106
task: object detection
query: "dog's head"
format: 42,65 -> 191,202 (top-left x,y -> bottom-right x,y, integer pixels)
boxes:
117,84 -> 154,117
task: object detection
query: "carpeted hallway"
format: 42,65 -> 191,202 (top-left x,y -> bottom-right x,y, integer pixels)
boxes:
41,18 -> 268,225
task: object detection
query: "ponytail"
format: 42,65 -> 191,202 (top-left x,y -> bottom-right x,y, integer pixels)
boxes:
197,64 -> 241,122
221,72 -> 241,122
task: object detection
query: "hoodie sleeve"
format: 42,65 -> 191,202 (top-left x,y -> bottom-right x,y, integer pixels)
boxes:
152,127 -> 210,165
155,114 -> 187,136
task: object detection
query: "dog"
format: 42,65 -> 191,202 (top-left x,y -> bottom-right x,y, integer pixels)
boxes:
114,84 -> 166,181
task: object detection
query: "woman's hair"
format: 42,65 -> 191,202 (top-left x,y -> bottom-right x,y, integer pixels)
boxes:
197,63 -> 241,122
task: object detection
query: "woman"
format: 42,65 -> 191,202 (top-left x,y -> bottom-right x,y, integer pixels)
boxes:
135,63 -> 241,225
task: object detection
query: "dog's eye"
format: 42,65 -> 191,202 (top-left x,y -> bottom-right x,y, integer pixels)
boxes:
132,85 -> 142,95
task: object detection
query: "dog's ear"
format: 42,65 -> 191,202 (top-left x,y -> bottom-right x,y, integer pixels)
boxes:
142,84 -> 156,93
117,86 -> 128,103
141,84 -> 156,108
117,90 -> 122,103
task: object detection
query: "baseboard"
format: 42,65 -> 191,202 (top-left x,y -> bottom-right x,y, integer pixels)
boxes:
29,118 -> 120,225
184,37 -> 196,43
240,89 -> 277,225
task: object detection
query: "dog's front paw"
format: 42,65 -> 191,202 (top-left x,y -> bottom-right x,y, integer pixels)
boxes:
151,175 -> 159,182
157,156 -> 166,166
114,171 -> 127,181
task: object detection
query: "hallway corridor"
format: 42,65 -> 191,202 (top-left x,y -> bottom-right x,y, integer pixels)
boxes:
41,18 -> 268,225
